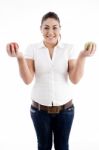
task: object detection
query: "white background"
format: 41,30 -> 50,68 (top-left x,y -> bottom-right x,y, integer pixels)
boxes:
0,0 -> 99,150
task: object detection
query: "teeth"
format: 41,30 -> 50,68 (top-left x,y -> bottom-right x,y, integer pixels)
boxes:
47,37 -> 54,39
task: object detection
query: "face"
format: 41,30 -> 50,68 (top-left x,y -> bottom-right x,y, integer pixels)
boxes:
40,18 -> 61,47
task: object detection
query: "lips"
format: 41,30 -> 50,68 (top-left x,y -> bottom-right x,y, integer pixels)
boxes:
46,36 -> 56,40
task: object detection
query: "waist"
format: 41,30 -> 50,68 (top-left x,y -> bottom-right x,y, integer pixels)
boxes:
31,100 -> 73,114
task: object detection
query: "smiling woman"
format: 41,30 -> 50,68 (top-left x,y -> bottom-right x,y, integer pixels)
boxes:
6,11 -> 96,150
40,12 -> 61,59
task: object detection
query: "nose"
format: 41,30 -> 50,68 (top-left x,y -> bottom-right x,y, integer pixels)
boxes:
48,29 -> 54,35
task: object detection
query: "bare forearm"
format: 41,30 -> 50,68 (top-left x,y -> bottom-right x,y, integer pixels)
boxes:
17,55 -> 34,84
69,42 -> 96,84
69,53 -> 86,84
72,56 -> 85,83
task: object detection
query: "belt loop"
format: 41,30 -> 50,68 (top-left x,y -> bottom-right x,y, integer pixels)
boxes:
38,103 -> 40,111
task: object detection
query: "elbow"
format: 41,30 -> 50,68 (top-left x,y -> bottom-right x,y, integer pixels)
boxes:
70,77 -> 81,84
21,77 -> 33,85
69,72 -> 83,84
24,80 -> 32,85
71,79 -> 80,84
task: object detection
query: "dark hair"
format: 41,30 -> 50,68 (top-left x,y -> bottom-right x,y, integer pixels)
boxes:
41,12 -> 60,26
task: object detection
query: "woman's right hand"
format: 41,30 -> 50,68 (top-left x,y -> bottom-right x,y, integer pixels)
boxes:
6,42 -> 23,58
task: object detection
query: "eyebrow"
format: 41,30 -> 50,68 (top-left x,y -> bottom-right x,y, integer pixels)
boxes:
44,25 -> 58,27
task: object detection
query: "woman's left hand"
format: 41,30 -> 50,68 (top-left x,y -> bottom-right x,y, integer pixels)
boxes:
80,42 -> 96,58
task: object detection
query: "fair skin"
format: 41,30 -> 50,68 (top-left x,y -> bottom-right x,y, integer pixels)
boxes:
40,18 -> 61,58
6,18 -> 96,84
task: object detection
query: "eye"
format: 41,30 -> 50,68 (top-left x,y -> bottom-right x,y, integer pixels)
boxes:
53,27 -> 57,29
44,27 -> 49,30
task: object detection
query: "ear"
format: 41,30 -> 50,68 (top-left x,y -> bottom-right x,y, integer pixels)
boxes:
59,25 -> 61,30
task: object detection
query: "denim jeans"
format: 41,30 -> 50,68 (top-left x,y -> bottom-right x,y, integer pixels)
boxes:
30,104 -> 74,150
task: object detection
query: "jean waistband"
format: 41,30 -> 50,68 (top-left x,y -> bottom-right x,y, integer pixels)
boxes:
31,100 -> 73,114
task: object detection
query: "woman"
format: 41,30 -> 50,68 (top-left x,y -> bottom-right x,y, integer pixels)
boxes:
6,12 -> 96,150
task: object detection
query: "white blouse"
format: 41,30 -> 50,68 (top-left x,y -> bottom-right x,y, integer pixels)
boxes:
24,41 -> 78,106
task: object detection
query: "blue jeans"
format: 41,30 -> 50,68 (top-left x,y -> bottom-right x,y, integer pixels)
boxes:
30,104 -> 74,150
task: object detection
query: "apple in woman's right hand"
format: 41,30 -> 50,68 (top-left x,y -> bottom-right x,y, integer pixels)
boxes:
6,42 -> 23,58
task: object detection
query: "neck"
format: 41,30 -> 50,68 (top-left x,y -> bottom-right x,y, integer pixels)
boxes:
43,41 -> 58,50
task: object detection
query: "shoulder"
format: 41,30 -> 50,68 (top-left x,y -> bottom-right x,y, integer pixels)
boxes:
26,42 -> 41,50
59,42 -> 74,50
24,42 -> 41,59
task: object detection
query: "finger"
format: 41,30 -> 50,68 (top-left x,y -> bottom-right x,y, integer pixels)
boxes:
92,43 -> 96,51
90,43 -> 96,55
12,42 -> 19,53
10,43 -> 16,55
6,44 -> 12,56
6,43 -> 16,56
11,42 -> 19,55
15,43 -> 19,54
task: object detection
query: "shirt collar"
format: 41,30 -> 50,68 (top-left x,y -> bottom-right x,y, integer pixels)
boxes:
38,41 -> 63,49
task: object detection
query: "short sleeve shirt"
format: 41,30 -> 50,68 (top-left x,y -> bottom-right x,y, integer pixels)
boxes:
24,41 -> 78,106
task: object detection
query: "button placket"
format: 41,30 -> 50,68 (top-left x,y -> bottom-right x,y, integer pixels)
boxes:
50,66 -> 55,106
